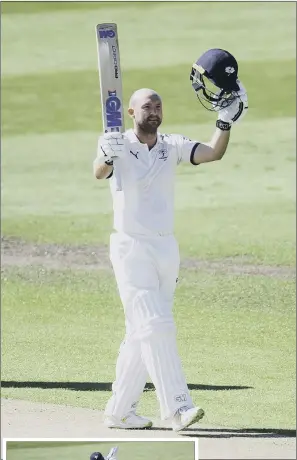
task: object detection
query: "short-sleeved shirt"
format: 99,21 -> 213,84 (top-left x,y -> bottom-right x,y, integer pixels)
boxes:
103,129 -> 199,236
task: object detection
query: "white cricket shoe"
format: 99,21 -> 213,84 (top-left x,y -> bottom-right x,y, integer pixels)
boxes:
104,413 -> 153,429
172,406 -> 205,432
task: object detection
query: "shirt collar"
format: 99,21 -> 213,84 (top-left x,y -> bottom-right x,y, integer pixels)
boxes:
125,129 -> 161,147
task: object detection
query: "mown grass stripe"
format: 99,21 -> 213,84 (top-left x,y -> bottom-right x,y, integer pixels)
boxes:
2,59 -> 296,136
1,2 -> 295,76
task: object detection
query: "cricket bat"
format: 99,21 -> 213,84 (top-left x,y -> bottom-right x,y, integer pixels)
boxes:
106,447 -> 119,459
95,23 -> 125,133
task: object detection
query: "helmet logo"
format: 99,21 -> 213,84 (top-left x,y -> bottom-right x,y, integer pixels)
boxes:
225,66 -> 235,75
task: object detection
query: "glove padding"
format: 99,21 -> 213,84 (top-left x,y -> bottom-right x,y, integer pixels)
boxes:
96,133 -> 126,166
216,80 -> 248,126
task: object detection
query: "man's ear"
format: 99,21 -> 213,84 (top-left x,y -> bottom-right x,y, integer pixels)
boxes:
128,108 -> 134,118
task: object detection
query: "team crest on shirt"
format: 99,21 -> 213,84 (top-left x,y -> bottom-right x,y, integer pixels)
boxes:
158,148 -> 168,161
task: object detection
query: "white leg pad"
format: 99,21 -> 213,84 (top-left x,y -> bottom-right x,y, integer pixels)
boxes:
105,336 -> 148,418
108,233 -> 192,420
133,290 -> 193,420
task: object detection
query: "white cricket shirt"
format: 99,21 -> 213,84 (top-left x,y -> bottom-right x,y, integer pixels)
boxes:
107,129 -> 199,236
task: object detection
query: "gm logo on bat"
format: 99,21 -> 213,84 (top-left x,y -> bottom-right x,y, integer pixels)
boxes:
106,90 -> 122,129
99,29 -> 116,39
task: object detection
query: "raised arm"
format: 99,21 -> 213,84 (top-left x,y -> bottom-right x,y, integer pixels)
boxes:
191,81 -> 248,165
93,160 -> 113,180
191,129 -> 230,164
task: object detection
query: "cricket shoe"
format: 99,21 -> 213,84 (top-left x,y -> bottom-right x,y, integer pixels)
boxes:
172,406 -> 205,432
104,413 -> 153,430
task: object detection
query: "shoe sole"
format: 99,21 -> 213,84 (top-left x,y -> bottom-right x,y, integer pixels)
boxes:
173,408 -> 205,432
105,421 -> 153,430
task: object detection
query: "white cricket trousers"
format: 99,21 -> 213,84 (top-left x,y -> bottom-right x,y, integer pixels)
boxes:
105,232 -> 194,420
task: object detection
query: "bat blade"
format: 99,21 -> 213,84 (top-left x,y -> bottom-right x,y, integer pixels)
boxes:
95,23 -> 125,133
106,447 -> 118,459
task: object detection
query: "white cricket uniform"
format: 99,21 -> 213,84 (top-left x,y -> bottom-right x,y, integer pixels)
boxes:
100,129 -> 200,420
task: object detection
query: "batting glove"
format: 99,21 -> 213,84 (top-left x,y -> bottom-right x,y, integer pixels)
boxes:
216,80 -> 248,130
96,132 -> 126,166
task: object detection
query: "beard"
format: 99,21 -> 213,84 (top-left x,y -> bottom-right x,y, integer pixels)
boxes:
137,117 -> 162,134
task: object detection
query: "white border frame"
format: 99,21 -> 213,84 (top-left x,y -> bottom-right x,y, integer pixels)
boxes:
3,438 -> 199,460
1,0 -> 292,3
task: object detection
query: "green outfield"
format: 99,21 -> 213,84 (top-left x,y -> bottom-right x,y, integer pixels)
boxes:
6,441 -> 194,460
1,0 -> 296,432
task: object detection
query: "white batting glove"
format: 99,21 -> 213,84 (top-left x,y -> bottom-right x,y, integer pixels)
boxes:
106,447 -> 118,460
96,132 -> 126,166
216,80 -> 248,130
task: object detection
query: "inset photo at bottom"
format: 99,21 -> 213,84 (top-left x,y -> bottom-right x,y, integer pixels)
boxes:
4,439 -> 198,460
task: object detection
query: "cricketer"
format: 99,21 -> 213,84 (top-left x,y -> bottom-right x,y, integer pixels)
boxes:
93,49 -> 248,431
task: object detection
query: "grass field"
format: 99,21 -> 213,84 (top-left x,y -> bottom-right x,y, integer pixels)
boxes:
6,441 -> 195,460
1,0 -> 296,434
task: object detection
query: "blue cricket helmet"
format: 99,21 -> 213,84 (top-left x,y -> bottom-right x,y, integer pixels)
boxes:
190,48 -> 241,110
90,453 -> 105,460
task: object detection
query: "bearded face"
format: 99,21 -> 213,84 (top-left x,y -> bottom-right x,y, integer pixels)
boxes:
129,93 -> 163,134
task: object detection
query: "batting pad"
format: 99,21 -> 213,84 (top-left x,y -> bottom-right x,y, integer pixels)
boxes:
141,326 -> 193,420
105,336 -> 148,418
131,290 -> 193,420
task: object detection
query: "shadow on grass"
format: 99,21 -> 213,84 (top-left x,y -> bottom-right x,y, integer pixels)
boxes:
1,381 -> 252,392
132,426 -> 296,439
2,381 -> 294,440
180,427 -> 296,438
